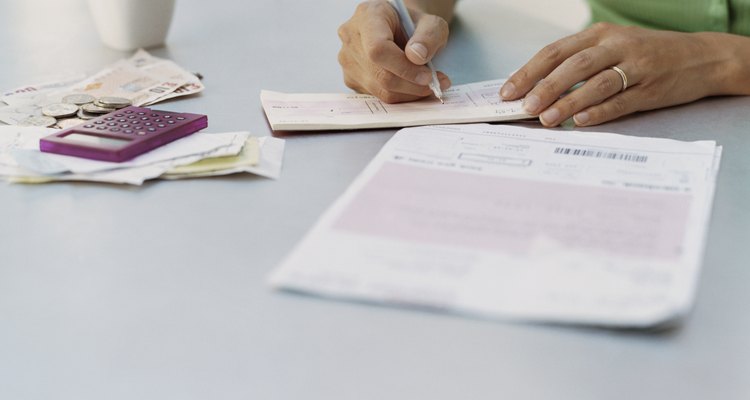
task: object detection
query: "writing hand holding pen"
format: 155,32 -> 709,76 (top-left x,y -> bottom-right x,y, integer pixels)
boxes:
337,0 -> 452,104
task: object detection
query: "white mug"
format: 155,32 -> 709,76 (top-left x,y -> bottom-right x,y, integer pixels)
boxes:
88,0 -> 176,51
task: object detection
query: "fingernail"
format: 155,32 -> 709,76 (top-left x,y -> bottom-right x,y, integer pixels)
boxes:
500,82 -> 516,99
523,94 -> 541,114
574,111 -> 590,125
409,42 -> 428,61
540,108 -> 560,126
416,72 -> 431,86
439,76 -> 451,90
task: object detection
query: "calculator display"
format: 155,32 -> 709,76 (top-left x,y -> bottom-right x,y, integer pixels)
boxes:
63,133 -> 131,148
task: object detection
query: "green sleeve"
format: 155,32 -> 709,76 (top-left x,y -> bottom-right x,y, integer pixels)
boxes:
587,0 -> 750,36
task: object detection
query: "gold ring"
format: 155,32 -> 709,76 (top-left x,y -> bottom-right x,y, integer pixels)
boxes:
611,66 -> 628,92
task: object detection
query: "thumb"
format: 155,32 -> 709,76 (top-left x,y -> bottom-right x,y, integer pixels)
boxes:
405,14 -> 449,65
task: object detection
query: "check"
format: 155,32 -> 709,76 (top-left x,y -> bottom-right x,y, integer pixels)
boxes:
269,123 -> 722,328
260,79 -> 531,131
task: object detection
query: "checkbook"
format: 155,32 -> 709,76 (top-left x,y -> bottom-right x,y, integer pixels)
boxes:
260,79 -> 531,131
269,123 -> 722,328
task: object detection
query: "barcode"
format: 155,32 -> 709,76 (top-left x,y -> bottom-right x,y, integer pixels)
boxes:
553,147 -> 648,163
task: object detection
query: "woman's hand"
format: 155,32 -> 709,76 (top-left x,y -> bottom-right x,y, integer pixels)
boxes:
500,23 -> 745,127
337,0 -> 451,103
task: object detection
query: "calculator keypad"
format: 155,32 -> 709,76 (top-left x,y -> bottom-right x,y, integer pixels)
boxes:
77,107 -> 194,137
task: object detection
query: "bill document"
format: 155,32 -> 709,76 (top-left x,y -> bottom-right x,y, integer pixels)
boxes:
269,123 -> 722,328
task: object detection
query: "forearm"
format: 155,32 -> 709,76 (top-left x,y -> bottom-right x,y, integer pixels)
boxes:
405,0 -> 456,22
696,32 -> 750,96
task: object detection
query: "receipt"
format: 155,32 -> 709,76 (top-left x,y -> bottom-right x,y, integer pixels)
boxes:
269,124 -> 722,328
0,127 -> 266,185
261,79 -> 531,131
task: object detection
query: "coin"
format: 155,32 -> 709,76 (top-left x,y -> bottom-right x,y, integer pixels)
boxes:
96,96 -> 132,108
62,94 -> 96,105
77,109 -> 98,120
18,115 -> 57,127
94,100 -> 129,109
82,102 -> 115,114
41,103 -> 79,118
56,118 -> 87,130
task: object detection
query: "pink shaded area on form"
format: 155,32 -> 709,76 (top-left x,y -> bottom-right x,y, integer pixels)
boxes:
333,162 -> 692,260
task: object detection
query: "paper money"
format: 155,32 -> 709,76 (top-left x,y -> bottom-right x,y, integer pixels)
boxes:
0,50 -> 204,126
55,118 -> 87,130
1,73 -> 87,106
66,62 -> 175,106
2,95 -> 129,128
18,116 -> 56,127
0,102 -> 46,125
126,49 -> 205,105
62,94 -> 96,105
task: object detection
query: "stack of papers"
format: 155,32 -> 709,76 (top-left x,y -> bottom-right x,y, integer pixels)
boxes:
0,126 -> 284,185
261,79 -> 531,131
270,123 -> 722,328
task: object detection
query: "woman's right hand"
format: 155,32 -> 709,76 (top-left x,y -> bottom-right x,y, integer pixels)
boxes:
337,0 -> 451,103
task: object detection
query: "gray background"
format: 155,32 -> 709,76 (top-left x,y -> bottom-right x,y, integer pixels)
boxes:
1,0 -> 748,399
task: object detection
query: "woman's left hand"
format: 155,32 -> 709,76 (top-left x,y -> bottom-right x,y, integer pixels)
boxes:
499,22 -> 738,127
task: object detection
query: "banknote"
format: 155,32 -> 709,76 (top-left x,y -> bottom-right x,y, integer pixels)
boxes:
127,49 -> 205,105
0,74 -> 87,125
0,103 -> 46,125
64,61 -> 179,106
1,73 -> 87,106
0,50 -> 204,126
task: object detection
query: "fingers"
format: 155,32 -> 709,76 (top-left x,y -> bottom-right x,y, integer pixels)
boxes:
502,22 -> 711,126
500,27 -> 601,101
342,42 -> 451,103
521,46 -> 619,116
536,61 -> 643,127
359,6 -> 448,95
405,13 -> 450,65
354,37 -> 452,100
369,72 -> 452,103
337,0 -> 451,103
367,65 -> 437,101
494,21 -> 649,127
573,88 -> 642,126
361,39 -> 435,86
537,68 -> 624,126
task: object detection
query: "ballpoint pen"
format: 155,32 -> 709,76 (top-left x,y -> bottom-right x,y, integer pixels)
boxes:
391,0 -> 444,103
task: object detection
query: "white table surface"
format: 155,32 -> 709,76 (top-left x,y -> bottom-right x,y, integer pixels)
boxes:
1,1 -> 748,399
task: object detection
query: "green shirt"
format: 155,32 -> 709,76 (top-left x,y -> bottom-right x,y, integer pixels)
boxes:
588,0 -> 750,35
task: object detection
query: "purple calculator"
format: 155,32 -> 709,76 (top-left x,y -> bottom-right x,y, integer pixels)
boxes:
40,106 -> 208,162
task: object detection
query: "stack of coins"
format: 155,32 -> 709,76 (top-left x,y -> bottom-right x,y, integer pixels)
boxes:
19,94 -> 133,129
